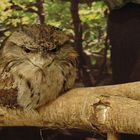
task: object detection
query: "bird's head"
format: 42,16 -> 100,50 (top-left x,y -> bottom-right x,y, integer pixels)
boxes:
1,24 -> 77,72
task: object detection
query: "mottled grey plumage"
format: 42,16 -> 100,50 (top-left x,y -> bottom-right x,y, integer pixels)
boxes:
0,24 -> 77,109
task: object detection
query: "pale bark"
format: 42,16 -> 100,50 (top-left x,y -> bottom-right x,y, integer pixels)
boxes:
0,82 -> 139,135
107,133 -> 120,140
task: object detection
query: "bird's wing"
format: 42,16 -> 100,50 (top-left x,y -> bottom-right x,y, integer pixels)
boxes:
0,70 -> 18,107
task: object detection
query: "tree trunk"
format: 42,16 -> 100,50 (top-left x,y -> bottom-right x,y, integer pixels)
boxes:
70,0 -> 96,86
36,0 -> 45,24
107,3 -> 140,84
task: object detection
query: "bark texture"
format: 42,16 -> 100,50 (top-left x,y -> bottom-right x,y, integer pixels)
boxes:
0,82 -> 139,135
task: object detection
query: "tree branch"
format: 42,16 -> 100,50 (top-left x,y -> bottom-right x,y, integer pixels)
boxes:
0,82 -> 139,135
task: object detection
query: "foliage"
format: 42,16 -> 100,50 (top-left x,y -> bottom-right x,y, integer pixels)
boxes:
80,2 -> 107,52
0,0 -> 37,43
0,0 -> 107,44
44,0 -> 72,30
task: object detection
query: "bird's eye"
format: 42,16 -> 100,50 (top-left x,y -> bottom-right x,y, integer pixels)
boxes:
51,47 -> 58,53
23,47 -> 31,53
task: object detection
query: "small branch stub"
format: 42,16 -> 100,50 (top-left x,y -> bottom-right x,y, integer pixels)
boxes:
107,133 -> 120,140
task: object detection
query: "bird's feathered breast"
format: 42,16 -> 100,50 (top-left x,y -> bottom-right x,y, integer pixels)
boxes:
0,24 -> 77,109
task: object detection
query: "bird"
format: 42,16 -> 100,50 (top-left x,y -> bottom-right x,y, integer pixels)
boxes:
0,24 -> 77,109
